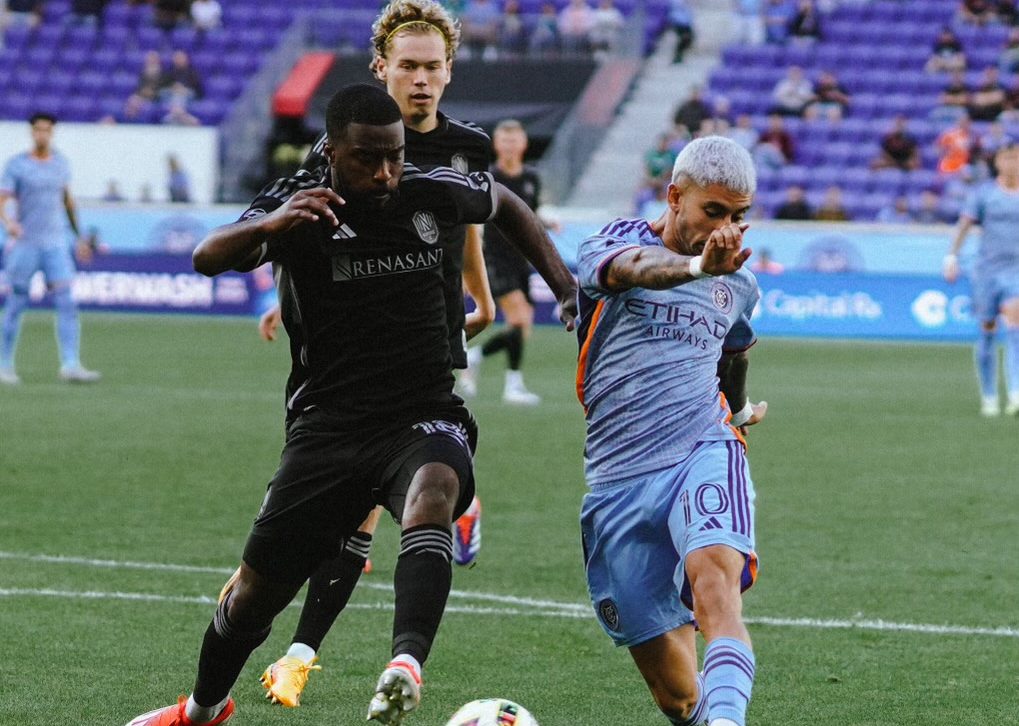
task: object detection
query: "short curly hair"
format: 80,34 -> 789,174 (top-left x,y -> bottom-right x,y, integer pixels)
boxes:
371,0 -> 461,65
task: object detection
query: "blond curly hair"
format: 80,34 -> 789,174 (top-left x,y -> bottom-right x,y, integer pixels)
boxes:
371,0 -> 462,64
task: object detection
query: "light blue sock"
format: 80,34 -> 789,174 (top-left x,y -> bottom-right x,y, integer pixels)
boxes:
974,329 -> 998,398
1004,327 -> 1019,397
53,286 -> 81,369
668,673 -> 707,725
703,637 -> 755,726
1,291 -> 29,368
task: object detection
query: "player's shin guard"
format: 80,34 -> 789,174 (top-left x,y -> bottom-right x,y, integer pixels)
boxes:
702,638 -> 755,726
52,286 -> 81,368
668,673 -> 707,725
1004,327 -> 1019,398
292,531 -> 373,652
1,290 -> 29,366
975,329 -> 999,398
192,593 -> 272,708
391,524 -> 453,665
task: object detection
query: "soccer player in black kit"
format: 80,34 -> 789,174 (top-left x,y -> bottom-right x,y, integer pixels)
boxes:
122,84 -> 577,726
246,1 -> 578,709
460,119 -> 555,405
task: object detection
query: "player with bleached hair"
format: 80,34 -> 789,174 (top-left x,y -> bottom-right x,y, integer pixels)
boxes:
575,135 -> 766,726
944,141 -> 1019,417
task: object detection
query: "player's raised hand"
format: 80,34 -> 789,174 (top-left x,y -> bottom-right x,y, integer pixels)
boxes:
263,188 -> 345,234
701,222 -> 752,276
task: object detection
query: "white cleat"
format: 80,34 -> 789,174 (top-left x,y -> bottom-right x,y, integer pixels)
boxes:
59,365 -> 102,383
458,348 -> 481,398
502,384 -> 540,406
0,367 -> 20,385
1005,395 -> 1019,417
367,661 -> 421,724
980,396 -> 1001,417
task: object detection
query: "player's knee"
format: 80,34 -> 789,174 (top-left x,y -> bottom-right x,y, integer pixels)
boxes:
648,679 -> 699,722
404,463 -> 460,522
224,563 -> 298,631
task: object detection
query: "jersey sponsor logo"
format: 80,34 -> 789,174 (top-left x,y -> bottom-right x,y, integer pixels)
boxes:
331,248 -> 443,281
625,297 -> 729,348
412,210 -> 440,244
450,153 -> 469,174
597,598 -> 621,631
711,281 -> 734,313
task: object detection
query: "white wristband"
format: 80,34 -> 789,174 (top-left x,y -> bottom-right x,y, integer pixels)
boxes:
730,401 -> 754,427
688,255 -> 713,279
943,253 -> 958,265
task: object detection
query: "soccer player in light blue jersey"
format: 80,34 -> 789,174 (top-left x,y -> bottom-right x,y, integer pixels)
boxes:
0,112 -> 100,384
945,142 -> 1019,417
576,136 -> 767,726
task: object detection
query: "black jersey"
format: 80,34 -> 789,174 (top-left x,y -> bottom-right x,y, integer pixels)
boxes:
250,165 -> 496,429
484,165 -> 541,271
301,112 -> 492,368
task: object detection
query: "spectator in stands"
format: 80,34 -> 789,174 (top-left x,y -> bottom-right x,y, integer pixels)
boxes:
5,0 -> 44,28
958,0 -> 996,25
936,115 -> 975,174
123,50 -> 164,120
751,247 -> 785,274
815,185 -> 850,221
774,185 -> 813,219
763,0 -> 795,44
771,65 -> 815,116
915,189 -> 951,224
498,0 -> 527,58
733,0 -> 765,46
102,180 -> 125,202
645,133 -> 678,180
999,27 -> 1019,74
161,50 -> 203,100
925,26 -> 966,73
756,112 -> 795,166
529,2 -> 560,57
167,155 -> 191,202
876,196 -> 914,223
672,86 -> 712,136
871,115 -> 921,171
461,0 -> 501,60
153,0 -> 188,32
788,0 -> 822,44
931,69 -> 971,121
162,98 -> 200,125
589,0 -> 625,60
667,0 -> 695,63
997,0 -> 1019,25
190,0 -> 221,32
968,66 -> 1007,121
558,0 -> 595,56
728,113 -> 760,150
70,0 -> 109,25
805,70 -> 850,121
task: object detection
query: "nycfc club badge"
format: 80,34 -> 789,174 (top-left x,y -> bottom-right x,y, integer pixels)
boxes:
598,598 -> 620,631
711,281 -> 734,313
450,153 -> 469,174
412,210 -> 440,244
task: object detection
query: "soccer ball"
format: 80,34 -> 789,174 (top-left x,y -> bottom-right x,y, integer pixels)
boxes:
445,698 -> 540,725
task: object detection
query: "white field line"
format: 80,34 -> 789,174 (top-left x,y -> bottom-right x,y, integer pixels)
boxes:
2,551 -> 1017,637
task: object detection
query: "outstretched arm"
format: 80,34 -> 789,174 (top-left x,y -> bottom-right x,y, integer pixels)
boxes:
603,222 -> 752,292
491,183 -> 577,330
193,188 -> 342,276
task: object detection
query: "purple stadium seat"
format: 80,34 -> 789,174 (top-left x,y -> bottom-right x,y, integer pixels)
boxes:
63,96 -> 99,122
91,48 -> 122,72
189,98 -> 227,125
170,26 -> 199,51
25,45 -> 58,66
44,71 -> 75,95
66,24 -> 98,49
206,75 -> 243,100
12,68 -> 46,93
35,23 -> 66,47
2,24 -> 33,50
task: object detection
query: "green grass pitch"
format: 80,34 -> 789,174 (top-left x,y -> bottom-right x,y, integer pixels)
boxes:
1,313 -> 1017,725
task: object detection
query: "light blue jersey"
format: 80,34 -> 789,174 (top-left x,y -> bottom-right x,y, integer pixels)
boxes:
962,181 -> 1019,275
1,151 -> 72,248
576,218 -> 760,487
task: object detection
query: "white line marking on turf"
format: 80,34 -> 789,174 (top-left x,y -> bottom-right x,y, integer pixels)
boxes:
3,551 -> 1017,637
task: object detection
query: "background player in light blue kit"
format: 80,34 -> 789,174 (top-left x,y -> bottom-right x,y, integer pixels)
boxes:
944,142 -> 1019,417
575,136 -> 767,726
0,112 -> 100,385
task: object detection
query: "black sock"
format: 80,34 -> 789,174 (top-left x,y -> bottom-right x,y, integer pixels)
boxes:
481,326 -> 524,369
391,524 -> 452,664
292,531 -> 372,652
192,594 -> 272,707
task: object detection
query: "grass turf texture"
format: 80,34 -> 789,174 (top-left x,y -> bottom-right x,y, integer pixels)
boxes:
1,313 -> 1017,725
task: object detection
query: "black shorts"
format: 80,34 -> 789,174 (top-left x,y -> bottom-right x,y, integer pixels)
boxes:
485,250 -> 533,302
243,405 -> 477,585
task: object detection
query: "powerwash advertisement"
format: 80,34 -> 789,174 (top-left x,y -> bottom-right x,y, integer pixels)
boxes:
0,205 -> 981,342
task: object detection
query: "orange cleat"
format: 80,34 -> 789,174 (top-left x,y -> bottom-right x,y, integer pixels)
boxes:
123,696 -> 234,726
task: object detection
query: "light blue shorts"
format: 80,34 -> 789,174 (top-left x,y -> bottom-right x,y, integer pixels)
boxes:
580,440 -> 758,648
971,267 -> 1019,323
3,243 -> 76,292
